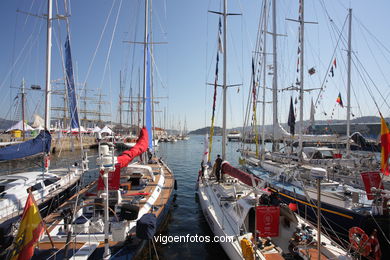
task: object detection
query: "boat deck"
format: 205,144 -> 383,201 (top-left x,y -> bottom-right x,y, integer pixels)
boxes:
34,157 -> 174,259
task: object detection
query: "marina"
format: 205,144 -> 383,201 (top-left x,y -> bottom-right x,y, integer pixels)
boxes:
0,0 -> 389,259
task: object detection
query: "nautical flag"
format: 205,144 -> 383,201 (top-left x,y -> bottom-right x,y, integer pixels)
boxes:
218,17 -> 223,53
288,97 -> 296,135
333,58 -> 337,68
336,92 -> 343,107
330,66 -> 334,77
8,193 -> 44,260
380,115 -> 390,175
308,67 -> 316,75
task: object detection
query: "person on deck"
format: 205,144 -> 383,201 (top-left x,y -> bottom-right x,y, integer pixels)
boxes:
215,154 -> 223,182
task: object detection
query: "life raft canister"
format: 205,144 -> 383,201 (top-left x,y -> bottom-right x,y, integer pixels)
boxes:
348,227 -> 370,257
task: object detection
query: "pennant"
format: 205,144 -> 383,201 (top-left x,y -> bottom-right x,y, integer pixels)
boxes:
288,97 -> 296,135
217,18 -> 223,53
8,193 -> 44,260
336,92 -> 343,107
330,66 -> 334,77
380,115 -> 390,175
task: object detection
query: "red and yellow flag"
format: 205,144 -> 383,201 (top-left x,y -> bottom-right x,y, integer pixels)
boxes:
9,193 -> 44,260
380,115 -> 390,176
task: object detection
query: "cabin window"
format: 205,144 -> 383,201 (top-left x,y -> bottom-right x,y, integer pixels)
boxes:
30,183 -> 43,192
43,178 -> 59,187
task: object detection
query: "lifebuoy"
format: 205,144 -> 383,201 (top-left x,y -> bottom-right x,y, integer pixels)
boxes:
349,227 -> 370,256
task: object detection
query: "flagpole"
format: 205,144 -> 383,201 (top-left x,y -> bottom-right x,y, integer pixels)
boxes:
272,0 -> 278,152
346,8 -> 352,157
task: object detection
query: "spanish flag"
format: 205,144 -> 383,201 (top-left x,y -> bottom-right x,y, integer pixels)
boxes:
380,115 -> 390,176
8,193 -> 44,260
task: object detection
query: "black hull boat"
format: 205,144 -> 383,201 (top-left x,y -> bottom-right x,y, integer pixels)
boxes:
246,165 -> 390,256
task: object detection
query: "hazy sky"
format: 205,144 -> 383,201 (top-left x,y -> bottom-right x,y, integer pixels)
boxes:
0,0 -> 390,131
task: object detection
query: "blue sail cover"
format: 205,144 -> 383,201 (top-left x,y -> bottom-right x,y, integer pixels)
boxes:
0,131 -> 51,161
65,35 -> 80,129
145,45 -> 153,151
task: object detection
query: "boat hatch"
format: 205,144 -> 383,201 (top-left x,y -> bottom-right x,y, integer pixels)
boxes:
30,182 -> 43,192
43,178 -> 60,187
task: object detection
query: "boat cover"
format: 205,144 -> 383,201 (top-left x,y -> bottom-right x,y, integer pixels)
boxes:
221,162 -> 261,187
117,127 -> 149,168
0,130 -> 51,161
136,213 -> 156,240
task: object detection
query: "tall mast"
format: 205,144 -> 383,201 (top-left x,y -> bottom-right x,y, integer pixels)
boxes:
222,0 -> 228,160
119,70 -> 123,126
261,0 -> 268,159
21,79 -> 26,141
143,0 -> 149,127
44,0 -> 53,130
298,0 -> 305,157
346,8 -> 352,157
271,0 -> 278,152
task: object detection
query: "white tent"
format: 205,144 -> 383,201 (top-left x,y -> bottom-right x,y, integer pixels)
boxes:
92,126 -> 101,133
70,126 -> 87,133
32,114 -> 44,128
6,120 -> 34,132
100,125 -> 113,135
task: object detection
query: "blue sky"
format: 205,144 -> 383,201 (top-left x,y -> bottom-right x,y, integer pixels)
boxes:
0,0 -> 390,131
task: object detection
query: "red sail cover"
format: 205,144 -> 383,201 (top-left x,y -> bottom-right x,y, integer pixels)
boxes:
97,127 -> 149,191
361,172 -> 384,200
221,162 -> 261,187
256,206 -> 280,237
117,127 -> 149,168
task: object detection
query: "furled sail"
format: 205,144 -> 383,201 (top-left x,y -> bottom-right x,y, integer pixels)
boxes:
64,34 -> 80,129
221,161 -> 262,187
0,130 -> 51,161
117,127 -> 149,168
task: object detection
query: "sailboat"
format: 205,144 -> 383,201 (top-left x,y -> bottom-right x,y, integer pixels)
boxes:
197,1 -> 349,259
30,0 -> 175,259
0,0 -> 89,256
240,1 -> 390,256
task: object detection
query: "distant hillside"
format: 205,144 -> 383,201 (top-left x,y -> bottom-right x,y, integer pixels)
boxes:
0,118 -> 18,130
189,126 -> 223,135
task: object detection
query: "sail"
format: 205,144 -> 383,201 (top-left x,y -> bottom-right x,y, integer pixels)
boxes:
145,45 -> 153,150
117,127 -> 149,168
221,162 -> 262,187
0,130 -> 51,161
64,35 -> 80,129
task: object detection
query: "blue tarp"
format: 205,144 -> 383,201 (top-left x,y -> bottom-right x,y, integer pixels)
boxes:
136,213 -> 156,240
0,130 -> 51,161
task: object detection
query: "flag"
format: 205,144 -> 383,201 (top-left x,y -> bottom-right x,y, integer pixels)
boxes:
333,58 -> 337,68
308,67 -> 316,75
310,98 -> 315,126
336,92 -> 343,107
217,18 -> 223,53
380,115 -> 390,175
9,193 -> 44,260
330,66 -> 334,77
288,97 -> 296,135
